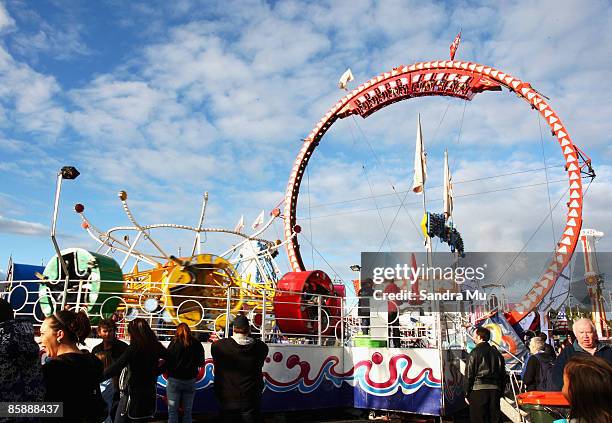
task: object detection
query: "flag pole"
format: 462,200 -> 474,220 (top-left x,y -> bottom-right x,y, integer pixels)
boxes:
418,114 -> 433,268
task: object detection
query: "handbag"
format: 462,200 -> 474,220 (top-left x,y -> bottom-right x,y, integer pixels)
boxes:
118,365 -> 157,420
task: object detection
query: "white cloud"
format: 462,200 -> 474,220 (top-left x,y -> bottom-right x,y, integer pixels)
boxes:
10,21 -> 92,61
1,0 -> 612,283
0,215 -> 48,236
0,47 -> 65,137
0,2 -> 14,32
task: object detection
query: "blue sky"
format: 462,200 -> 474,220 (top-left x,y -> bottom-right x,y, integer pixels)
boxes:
1,0 -> 611,286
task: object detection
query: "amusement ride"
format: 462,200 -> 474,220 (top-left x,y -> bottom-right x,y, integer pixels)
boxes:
2,44 -> 609,419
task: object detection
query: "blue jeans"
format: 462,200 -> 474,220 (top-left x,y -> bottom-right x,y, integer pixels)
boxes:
166,377 -> 196,423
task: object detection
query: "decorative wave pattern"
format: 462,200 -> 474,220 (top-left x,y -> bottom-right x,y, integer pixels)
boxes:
158,358 -> 215,389
262,352 -> 441,396
158,353 -> 441,397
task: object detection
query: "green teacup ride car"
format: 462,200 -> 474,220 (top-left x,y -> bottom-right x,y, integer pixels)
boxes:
39,248 -> 124,321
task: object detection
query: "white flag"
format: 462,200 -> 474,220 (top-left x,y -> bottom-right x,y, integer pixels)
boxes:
233,215 -> 244,232
411,115 -> 427,193
443,149 -> 453,217
338,68 -> 354,90
251,210 -> 265,230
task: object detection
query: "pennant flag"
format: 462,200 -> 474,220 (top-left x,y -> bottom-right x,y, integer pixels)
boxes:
338,68 -> 354,90
234,215 -> 244,233
443,149 -> 453,218
518,311 -> 540,333
251,210 -> 265,230
412,114 -> 427,193
449,31 -> 461,60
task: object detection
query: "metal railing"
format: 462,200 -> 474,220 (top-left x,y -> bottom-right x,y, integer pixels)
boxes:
1,279 -> 447,348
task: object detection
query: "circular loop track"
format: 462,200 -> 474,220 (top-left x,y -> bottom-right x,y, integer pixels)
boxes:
283,60 -> 585,323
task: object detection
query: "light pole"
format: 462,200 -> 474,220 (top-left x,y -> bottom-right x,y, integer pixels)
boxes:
349,264 -> 361,294
51,166 -> 80,310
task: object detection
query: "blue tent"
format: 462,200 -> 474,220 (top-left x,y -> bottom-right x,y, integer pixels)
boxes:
3,259 -> 44,317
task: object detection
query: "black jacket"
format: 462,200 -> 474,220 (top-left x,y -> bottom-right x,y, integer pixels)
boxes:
43,352 -> 105,422
551,341 -> 612,390
92,337 -> 129,363
103,343 -> 168,418
542,342 -> 556,358
167,336 -> 205,380
211,336 -> 269,409
464,341 -> 506,394
523,351 -> 554,391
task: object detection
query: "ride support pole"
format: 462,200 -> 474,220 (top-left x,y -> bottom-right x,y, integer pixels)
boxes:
318,295 -> 322,346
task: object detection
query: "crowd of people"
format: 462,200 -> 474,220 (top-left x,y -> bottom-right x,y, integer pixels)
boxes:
0,298 -> 267,423
464,318 -> 612,423
2,295 -> 612,423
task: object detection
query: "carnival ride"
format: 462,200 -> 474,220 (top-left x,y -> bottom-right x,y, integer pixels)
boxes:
282,59 -> 595,328
23,187 -> 345,340
2,52 -> 606,419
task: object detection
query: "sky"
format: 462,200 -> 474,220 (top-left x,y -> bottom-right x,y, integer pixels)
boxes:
1,0 -> 611,292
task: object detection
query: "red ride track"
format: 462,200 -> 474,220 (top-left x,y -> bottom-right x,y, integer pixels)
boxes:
283,60 -> 588,324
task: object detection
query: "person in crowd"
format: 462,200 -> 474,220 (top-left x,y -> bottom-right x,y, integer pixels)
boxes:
357,279 -> 374,335
522,337 -> 554,391
40,309 -> 107,422
166,323 -> 205,423
384,280 -> 401,348
93,318 -> 128,421
552,318 -> 612,390
0,298 -> 45,412
464,326 -> 507,423
93,318 -> 129,362
523,330 -> 536,348
562,354 -> 612,423
211,315 -> 269,423
96,351 -> 116,423
103,318 -> 168,422
557,331 -> 576,355
536,332 -> 556,357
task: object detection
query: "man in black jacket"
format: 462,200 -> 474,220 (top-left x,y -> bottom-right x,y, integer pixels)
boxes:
551,318 -> 612,390
464,326 -> 506,423
211,315 -> 269,423
92,318 -> 128,421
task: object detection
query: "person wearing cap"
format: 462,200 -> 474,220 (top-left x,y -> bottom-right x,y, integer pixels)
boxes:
211,314 -> 269,423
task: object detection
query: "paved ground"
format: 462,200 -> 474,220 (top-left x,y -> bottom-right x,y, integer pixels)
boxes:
150,407 -> 471,422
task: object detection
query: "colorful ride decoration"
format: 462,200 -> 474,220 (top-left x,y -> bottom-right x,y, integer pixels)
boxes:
68,190 -> 341,337
39,248 -> 123,319
156,345 -> 444,416
283,60 -> 594,325
157,254 -> 245,329
273,270 -> 343,336
2,260 -> 44,318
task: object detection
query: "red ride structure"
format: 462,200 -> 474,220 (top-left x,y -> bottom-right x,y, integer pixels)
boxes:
280,60 -> 594,325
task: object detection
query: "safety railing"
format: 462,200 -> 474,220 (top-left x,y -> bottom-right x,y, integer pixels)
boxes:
2,279 -> 451,348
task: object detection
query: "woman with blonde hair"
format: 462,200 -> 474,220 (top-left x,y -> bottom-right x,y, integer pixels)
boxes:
166,323 -> 205,423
